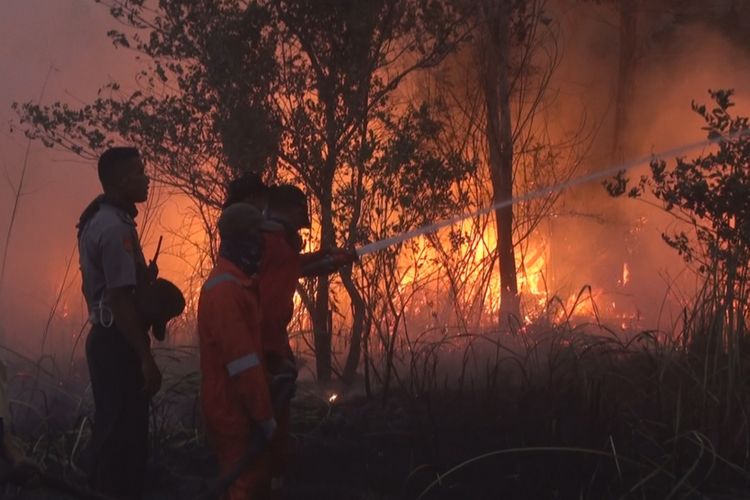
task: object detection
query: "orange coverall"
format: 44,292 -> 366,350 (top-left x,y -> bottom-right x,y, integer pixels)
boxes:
259,230 -> 302,363
256,227 -> 337,496
256,230 -> 303,496
198,257 -> 276,499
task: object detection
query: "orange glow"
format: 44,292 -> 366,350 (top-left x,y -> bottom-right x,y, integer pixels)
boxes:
621,262 -> 630,287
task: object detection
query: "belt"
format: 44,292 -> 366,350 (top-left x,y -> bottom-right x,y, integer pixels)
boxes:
89,298 -> 114,327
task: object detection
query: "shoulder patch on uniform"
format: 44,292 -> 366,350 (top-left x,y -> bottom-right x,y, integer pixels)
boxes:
122,234 -> 134,254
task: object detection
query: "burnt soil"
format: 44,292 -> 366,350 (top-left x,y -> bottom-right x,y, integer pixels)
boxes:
4,379 -> 750,500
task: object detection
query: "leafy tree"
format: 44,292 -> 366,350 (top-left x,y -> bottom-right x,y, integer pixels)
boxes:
352,101 -> 473,393
14,1 -> 281,259
456,0 -> 575,328
13,0 -> 469,383
270,0 -> 468,382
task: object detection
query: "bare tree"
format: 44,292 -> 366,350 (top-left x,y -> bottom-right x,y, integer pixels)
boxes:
463,0 -> 585,328
13,0 -> 470,384
479,0 -> 520,326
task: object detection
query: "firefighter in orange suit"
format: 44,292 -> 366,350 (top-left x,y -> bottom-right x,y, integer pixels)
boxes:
257,184 -> 357,497
259,184 -> 357,366
209,177 -> 356,498
197,199 -> 276,500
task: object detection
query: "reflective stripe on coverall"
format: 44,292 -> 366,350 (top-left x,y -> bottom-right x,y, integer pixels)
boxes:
198,257 -> 275,499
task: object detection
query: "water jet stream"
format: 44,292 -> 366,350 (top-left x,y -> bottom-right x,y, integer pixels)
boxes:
355,133 -> 745,257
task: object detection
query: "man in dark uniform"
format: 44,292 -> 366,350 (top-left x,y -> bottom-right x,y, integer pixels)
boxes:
77,147 -> 161,499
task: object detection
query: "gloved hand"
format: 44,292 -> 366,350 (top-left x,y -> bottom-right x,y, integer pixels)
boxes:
258,417 -> 277,442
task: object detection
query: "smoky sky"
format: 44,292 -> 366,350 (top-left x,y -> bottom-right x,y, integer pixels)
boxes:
546,0 -> 750,327
1,0 -> 749,356
0,0 -> 137,354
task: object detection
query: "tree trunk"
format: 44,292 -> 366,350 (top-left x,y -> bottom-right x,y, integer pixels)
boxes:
341,123 -> 368,385
311,79 -> 339,385
312,195 -> 334,384
612,0 -> 638,160
341,267 -> 366,385
363,313 -> 372,398
481,1 -> 520,328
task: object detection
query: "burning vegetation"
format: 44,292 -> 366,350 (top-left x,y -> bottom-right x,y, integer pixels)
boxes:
2,0 -> 750,498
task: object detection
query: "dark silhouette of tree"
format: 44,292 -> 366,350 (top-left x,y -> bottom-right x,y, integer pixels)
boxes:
466,0 -> 579,328
13,0 -> 470,384
268,0 -> 468,383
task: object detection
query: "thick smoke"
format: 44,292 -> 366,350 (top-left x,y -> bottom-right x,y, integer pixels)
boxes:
540,0 -> 750,330
0,0 -> 150,355
1,0 -> 750,359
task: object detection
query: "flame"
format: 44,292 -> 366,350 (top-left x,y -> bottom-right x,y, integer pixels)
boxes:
46,182 -> 649,355
383,217 -> 556,324
621,262 -> 630,287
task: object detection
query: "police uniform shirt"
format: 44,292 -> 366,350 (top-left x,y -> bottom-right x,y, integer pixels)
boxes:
79,203 -> 147,318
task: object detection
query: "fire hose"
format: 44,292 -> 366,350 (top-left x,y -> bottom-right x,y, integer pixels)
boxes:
8,133 -> 744,499
354,131 -> 750,258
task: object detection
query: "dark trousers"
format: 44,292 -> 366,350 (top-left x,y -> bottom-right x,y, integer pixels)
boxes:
86,324 -> 149,499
